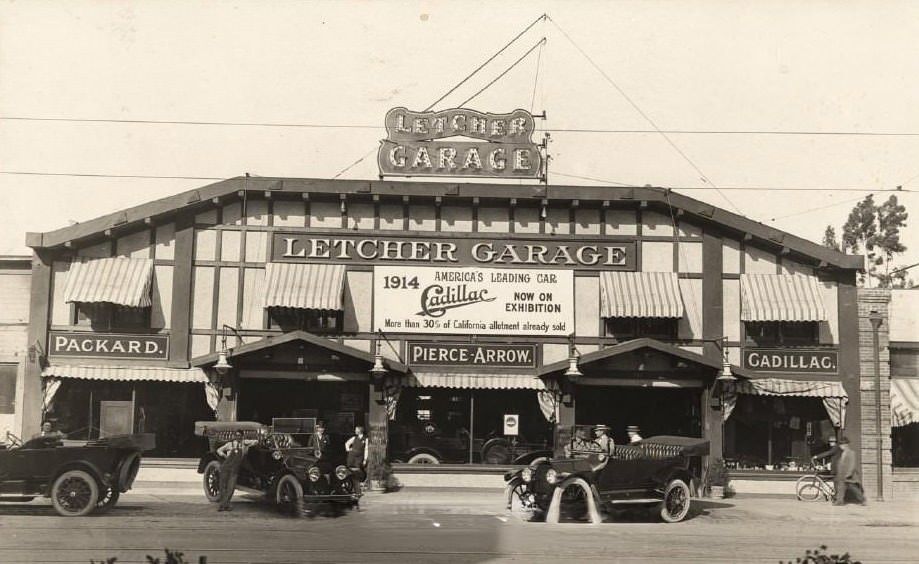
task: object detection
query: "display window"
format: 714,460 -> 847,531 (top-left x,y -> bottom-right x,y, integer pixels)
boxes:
267,307 -> 343,334
892,424 -> 919,467
73,303 -> 152,331
745,321 -> 819,347
724,395 -> 833,471
605,318 -> 678,341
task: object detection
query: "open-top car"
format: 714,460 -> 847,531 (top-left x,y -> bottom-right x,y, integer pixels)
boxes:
195,421 -> 361,514
505,431 -> 709,523
0,431 -> 155,516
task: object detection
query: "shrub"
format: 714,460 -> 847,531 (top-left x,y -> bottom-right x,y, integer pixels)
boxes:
705,457 -> 730,488
780,544 -> 862,564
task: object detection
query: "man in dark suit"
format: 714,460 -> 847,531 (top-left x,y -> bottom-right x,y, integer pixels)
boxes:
834,436 -> 866,506
309,421 -> 331,458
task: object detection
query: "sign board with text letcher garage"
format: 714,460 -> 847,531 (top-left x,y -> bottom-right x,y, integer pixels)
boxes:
378,107 -> 543,178
373,266 -> 573,336
742,348 -> 838,374
49,332 -> 169,360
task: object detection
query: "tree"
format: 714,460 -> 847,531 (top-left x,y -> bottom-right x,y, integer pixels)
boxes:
831,194 -> 910,288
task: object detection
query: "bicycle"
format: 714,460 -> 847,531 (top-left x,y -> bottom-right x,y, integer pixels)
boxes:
795,465 -> 836,502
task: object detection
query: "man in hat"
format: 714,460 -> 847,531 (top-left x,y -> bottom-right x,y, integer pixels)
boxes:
309,420 -> 331,459
216,429 -> 260,512
593,424 -> 613,458
811,435 -> 840,475
834,436 -> 866,506
626,425 -> 643,444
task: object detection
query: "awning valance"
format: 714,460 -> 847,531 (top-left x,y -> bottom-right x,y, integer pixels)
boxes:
404,372 -> 546,390
262,263 -> 346,310
63,257 -> 154,307
726,377 -> 847,428
599,272 -> 683,318
42,364 -> 208,383
891,379 -> 919,427
740,274 -> 827,322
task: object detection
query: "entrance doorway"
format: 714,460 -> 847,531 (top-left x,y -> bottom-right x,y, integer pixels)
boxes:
574,385 -> 703,445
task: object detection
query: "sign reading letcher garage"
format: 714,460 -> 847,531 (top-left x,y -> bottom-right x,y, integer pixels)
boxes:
374,266 -> 573,336
408,342 -> 537,368
50,332 -> 169,360
378,107 -> 543,178
273,233 -> 636,271
743,349 -> 838,374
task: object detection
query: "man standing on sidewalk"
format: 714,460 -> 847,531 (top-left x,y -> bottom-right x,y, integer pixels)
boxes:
216,429 -> 259,512
834,436 -> 866,506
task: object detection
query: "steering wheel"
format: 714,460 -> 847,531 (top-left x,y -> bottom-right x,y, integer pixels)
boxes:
5,431 -> 22,448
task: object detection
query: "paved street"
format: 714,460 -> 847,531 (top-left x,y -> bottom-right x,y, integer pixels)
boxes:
1,486 -> 917,564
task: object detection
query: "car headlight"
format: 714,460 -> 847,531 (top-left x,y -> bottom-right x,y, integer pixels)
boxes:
545,468 -> 558,485
308,466 -> 321,482
272,450 -> 283,460
334,465 -> 350,480
521,468 -> 533,483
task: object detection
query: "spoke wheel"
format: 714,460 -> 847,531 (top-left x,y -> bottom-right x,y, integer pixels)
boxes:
96,487 -> 120,512
483,442 -> 511,465
660,479 -> 691,523
51,470 -> 99,517
275,474 -> 303,515
407,453 -> 439,464
202,460 -> 222,503
795,476 -> 825,501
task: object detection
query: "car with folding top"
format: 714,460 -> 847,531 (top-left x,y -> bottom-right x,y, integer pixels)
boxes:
505,430 -> 709,523
0,431 -> 155,516
195,421 -> 361,513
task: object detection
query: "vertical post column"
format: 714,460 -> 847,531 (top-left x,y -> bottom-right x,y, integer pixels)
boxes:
23,249 -> 53,439
702,230 -> 725,460
857,289 -> 891,501
367,382 -> 389,487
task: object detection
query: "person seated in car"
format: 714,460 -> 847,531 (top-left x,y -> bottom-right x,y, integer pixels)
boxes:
593,424 -> 614,458
30,421 -> 64,445
564,427 -> 596,458
626,425 -> 644,444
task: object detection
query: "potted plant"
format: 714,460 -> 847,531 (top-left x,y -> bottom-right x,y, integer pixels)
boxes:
705,458 -> 730,499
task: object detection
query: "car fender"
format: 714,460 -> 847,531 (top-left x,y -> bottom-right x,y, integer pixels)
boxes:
545,475 -> 602,525
197,453 -> 221,474
405,447 -> 442,461
114,452 -> 142,492
503,475 -> 523,509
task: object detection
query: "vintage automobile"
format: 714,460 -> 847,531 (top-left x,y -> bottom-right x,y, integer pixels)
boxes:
389,420 -> 550,464
505,432 -> 710,523
0,431 -> 155,517
195,421 -> 361,514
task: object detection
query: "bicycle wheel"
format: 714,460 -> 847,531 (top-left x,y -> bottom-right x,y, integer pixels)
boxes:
795,475 -> 823,501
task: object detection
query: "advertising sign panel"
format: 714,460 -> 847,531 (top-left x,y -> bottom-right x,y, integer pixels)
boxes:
504,414 -> 519,436
742,348 -> 838,374
407,342 -> 537,368
373,266 -> 573,336
49,332 -> 169,360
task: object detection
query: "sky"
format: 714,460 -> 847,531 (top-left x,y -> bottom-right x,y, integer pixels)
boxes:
1,0 -> 917,276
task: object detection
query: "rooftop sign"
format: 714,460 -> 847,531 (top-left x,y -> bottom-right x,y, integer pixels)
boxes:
378,107 -> 543,178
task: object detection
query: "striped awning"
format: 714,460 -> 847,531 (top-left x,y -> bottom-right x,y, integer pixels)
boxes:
42,364 -> 209,383
404,372 -> 547,390
733,378 -> 847,398
740,274 -> 827,322
891,379 -> 919,427
263,263 -> 346,310
64,257 -> 154,307
599,272 -> 683,318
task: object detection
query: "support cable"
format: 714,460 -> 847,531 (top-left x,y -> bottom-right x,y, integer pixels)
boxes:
459,38 -> 546,108
546,15 -> 742,215
424,13 -> 547,111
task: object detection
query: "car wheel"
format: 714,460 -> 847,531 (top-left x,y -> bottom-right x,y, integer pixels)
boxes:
275,474 -> 303,515
407,453 -> 439,464
482,441 -> 511,465
659,478 -> 691,523
51,469 -> 99,517
96,487 -> 120,512
118,453 -> 141,490
202,460 -> 222,503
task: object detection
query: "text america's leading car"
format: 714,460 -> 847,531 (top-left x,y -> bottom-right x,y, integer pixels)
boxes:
195,422 -> 362,513
0,432 -> 155,516
505,434 -> 710,523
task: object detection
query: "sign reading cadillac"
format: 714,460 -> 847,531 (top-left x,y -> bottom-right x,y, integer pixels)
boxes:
273,233 -> 636,271
378,107 -> 543,178
373,266 -> 573,336
50,332 -> 169,360
743,348 -> 838,374
408,342 -> 537,368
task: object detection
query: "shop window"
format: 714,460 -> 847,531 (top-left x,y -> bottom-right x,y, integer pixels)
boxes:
724,395 -> 833,471
605,317 -> 678,341
268,308 -> 344,334
892,424 -> 919,467
0,365 -> 16,414
73,303 -> 151,331
745,321 -> 818,347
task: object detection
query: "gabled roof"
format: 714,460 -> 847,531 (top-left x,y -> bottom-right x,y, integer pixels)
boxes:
191,330 -> 408,373
26,176 -> 863,271
538,337 -> 723,377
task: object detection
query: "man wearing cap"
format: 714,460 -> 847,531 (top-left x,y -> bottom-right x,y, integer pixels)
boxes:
593,424 -> 613,458
626,425 -> 643,444
834,437 -> 866,506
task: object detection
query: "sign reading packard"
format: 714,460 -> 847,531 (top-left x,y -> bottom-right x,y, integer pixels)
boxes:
743,349 -> 838,374
378,107 -> 543,178
50,332 -> 169,360
373,266 -> 573,336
